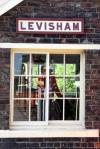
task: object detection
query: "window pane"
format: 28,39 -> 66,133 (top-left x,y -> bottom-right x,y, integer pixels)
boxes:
32,76 -> 46,99
31,54 -> 46,75
66,64 -> 76,75
65,77 -> 80,98
31,100 -> 45,121
14,100 -> 29,121
50,54 -> 64,76
31,77 -> 38,98
49,99 -> 63,120
65,54 -> 80,75
13,53 -> 81,124
14,54 -> 29,75
49,77 -> 63,98
64,99 -> 79,120
14,76 -> 29,98
31,64 -> 38,75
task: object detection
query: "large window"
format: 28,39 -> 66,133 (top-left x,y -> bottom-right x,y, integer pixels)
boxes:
11,50 -> 84,128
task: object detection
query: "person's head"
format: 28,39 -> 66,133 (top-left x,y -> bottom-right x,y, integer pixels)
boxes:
41,66 -> 46,74
41,65 -> 54,74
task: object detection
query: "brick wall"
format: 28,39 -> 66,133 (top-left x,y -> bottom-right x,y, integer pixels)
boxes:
0,138 -> 100,149
0,49 -> 10,129
0,0 -> 100,43
85,50 -> 100,129
0,0 -> 100,148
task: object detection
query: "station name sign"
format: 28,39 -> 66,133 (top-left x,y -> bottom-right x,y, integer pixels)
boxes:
16,18 -> 84,34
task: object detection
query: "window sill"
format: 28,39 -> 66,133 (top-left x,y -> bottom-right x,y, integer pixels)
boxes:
0,129 -> 99,138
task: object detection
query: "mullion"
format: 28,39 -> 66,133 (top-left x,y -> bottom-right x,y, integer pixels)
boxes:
63,54 -> 65,121
45,54 -> 49,124
29,53 -> 31,121
75,99 -> 79,120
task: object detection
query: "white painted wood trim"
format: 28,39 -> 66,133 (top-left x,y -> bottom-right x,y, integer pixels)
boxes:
6,44 -> 99,138
80,52 -> 85,127
0,43 -> 100,49
0,0 -> 9,6
0,0 -> 24,16
11,50 -> 83,127
0,129 -> 99,138
45,54 -> 49,124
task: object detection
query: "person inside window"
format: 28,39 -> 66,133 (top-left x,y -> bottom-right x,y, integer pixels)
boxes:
37,66 -> 63,120
37,66 -> 62,97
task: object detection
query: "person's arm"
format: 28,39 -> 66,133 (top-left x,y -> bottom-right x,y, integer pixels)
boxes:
52,76 -> 62,97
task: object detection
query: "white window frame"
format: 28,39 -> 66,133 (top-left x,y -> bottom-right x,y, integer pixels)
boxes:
10,48 -> 85,130
0,43 -> 99,138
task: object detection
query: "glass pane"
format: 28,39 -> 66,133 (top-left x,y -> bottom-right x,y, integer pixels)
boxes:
31,64 -> 38,75
65,77 -> 80,98
65,54 -> 80,75
14,100 -> 29,121
14,76 -> 29,98
31,77 -> 38,98
14,54 -> 29,75
66,64 -> 76,75
31,77 -> 46,99
31,54 -> 46,75
49,77 -> 63,98
49,99 -> 63,120
65,99 -> 79,120
31,100 -> 45,121
50,54 -> 64,76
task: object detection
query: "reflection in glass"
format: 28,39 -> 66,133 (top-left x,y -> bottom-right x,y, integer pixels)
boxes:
31,64 -> 38,76
31,100 -> 45,121
49,77 -> 63,98
14,76 -> 29,98
13,53 -> 81,123
64,99 -> 79,120
50,54 -> 64,76
66,64 -> 76,75
31,54 -> 46,76
49,99 -> 63,120
65,77 -> 80,98
31,77 -> 38,99
14,54 -> 29,75
65,54 -> 80,75
33,76 -> 46,99
14,100 -> 29,121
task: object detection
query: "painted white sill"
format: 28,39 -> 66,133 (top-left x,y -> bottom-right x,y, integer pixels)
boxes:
0,43 -> 100,49
0,129 -> 99,138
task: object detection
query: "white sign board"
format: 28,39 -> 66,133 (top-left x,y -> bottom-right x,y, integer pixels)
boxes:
16,18 -> 84,34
